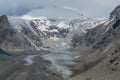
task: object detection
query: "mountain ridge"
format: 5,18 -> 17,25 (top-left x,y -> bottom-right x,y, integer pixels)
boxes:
0,15 -> 107,52
0,5 -> 120,80
69,5 -> 120,80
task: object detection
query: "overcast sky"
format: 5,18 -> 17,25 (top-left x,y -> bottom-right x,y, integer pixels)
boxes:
0,0 -> 120,18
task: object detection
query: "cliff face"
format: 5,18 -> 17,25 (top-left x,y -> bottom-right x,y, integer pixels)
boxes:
110,5 -> 120,20
71,5 -> 120,52
0,15 -> 12,41
69,5 -> 120,80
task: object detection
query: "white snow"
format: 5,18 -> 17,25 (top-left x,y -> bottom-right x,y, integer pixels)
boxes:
61,42 -> 67,47
40,47 -> 50,50
8,16 -> 39,36
8,15 -> 108,53
20,15 -> 48,20
24,55 -> 37,66
49,29 -> 59,32
50,36 -> 60,41
57,21 -> 70,29
8,15 -> 107,35
31,18 -> 50,32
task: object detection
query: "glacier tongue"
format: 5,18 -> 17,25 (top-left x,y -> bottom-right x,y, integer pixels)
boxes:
41,18 -> 107,78
42,51 -> 77,78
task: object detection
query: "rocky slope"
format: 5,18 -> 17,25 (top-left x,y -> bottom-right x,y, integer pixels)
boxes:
69,5 -> 120,80
0,15 -> 42,51
0,55 -> 64,80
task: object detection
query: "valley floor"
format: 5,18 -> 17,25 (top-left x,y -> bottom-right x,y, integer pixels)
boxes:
0,50 -> 80,80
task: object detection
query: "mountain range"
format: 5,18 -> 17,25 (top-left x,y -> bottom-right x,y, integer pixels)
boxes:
0,15 -> 106,51
0,4 -> 120,80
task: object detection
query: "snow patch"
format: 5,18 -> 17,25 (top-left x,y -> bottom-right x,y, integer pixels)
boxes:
50,36 -> 60,41
8,16 -> 39,36
57,21 -> 70,29
24,55 -> 37,66
20,15 -> 47,20
49,29 -> 59,32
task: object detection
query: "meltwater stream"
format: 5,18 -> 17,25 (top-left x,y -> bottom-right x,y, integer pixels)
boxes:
41,32 -> 79,78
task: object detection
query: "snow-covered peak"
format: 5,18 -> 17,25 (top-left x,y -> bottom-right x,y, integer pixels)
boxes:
20,15 -> 48,20
8,16 -> 39,36
8,15 -> 107,35
7,15 -> 108,51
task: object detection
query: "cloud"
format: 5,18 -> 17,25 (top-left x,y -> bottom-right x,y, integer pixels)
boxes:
0,0 -> 45,16
0,0 -> 119,18
91,0 -> 120,6
84,0 -> 120,18
63,6 -> 83,16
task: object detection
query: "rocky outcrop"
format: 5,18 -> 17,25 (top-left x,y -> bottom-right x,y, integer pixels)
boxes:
0,15 -> 43,51
110,5 -> 120,20
0,15 -> 12,42
0,48 -> 11,56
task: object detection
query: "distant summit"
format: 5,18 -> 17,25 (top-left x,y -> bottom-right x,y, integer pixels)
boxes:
110,5 -> 120,20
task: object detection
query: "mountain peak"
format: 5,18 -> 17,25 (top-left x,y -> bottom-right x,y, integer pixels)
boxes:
0,15 -> 8,23
0,15 -> 10,31
110,5 -> 120,20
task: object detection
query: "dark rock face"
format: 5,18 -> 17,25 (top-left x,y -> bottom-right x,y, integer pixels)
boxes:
110,5 -> 120,29
109,47 -> 120,71
113,19 -> 120,29
0,15 -> 13,41
110,5 -> 120,20
71,24 -> 104,49
71,32 -> 85,47
0,15 -> 42,51
0,48 -> 11,56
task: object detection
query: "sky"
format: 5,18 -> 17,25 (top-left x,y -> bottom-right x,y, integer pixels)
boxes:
0,0 -> 120,18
